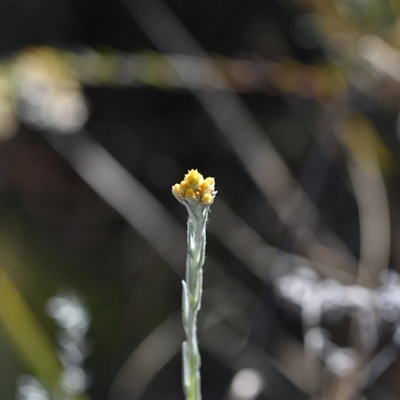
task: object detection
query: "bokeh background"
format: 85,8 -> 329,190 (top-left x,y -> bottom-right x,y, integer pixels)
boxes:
2,1 -> 400,399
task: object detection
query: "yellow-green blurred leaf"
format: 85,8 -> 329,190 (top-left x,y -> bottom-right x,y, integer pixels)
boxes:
0,267 -> 62,389
339,114 -> 396,174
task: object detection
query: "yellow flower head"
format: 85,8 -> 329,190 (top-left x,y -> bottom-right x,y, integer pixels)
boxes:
172,169 -> 216,207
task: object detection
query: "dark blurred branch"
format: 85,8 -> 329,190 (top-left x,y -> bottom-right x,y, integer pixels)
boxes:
322,113 -> 392,399
107,312 -> 183,400
41,130 -> 186,273
343,119 -> 391,288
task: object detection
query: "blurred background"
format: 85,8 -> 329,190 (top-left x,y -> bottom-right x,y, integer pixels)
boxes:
2,1 -> 400,399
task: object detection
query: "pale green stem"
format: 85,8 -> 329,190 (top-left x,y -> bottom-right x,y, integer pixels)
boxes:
182,206 -> 208,400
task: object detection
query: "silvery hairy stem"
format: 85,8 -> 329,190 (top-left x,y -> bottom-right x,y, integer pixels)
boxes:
172,169 -> 216,400
181,206 -> 208,400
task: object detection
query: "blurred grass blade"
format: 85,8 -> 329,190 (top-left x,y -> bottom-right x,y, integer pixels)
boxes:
0,267 -> 90,399
0,267 -> 62,387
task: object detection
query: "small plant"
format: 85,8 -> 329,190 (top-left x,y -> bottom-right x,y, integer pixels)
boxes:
172,169 -> 216,400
